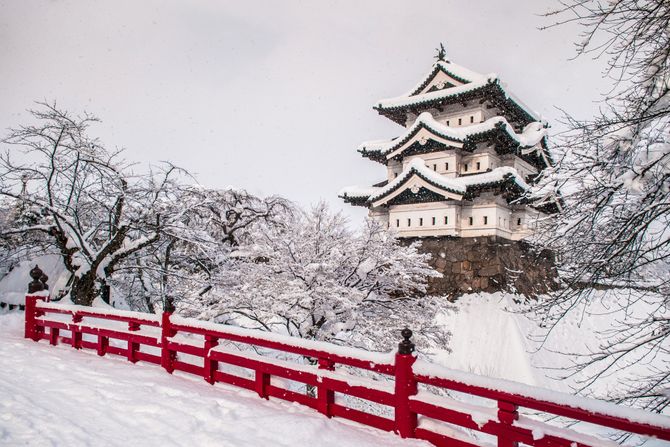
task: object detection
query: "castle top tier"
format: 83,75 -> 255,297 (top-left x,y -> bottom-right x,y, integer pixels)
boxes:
374,59 -> 542,132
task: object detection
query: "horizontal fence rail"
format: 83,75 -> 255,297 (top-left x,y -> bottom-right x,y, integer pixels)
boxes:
23,295 -> 670,447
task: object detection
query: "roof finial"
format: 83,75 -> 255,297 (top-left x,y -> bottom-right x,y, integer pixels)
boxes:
435,42 -> 447,63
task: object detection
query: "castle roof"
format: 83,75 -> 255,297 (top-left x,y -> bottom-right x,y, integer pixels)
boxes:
339,159 -> 530,207
374,61 -> 542,127
358,112 -> 548,165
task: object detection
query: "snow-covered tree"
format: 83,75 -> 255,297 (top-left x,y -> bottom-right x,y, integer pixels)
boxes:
530,0 -> 670,412
0,102 -> 185,306
182,202 -> 448,353
118,186 -> 292,313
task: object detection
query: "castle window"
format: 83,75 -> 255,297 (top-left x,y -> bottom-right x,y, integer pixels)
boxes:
445,162 -> 449,170
483,216 -> 488,225
458,118 -> 462,125
464,163 -> 468,172
396,219 -> 400,227
433,164 -> 437,171
468,217 -> 473,226
419,218 -> 423,226
476,162 -> 481,170
407,218 -> 411,227
470,115 -> 474,123
446,120 -> 450,126
432,217 -> 436,225
517,218 -> 522,226
444,216 -> 448,225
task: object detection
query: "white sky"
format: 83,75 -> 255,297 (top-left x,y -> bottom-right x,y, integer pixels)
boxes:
0,0 -> 606,222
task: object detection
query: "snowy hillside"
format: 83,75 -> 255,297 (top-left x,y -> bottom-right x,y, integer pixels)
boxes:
435,291 -> 670,405
0,312 -> 428,447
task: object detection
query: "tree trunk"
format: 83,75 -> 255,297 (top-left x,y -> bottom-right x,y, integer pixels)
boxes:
70,273 -> 98,306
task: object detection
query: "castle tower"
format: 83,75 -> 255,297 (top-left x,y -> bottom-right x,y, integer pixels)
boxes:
340,51 -> 554,242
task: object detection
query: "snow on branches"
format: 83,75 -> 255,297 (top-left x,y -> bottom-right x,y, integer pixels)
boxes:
0,102 -> 185,305
531,0 -> 670,413
181,203 -> 449,353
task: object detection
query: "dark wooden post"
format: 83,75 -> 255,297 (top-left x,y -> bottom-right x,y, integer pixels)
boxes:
317,358 -> 335,417
497,400 -> 519,447
28,265 -> 46,294
394,328 -> 418,438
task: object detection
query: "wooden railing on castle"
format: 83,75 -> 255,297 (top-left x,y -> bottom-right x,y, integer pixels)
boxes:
24,295 -> 670,446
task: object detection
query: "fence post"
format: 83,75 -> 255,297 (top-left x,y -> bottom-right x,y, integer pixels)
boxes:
394,328 -> 418,438
24,295 -> 38,340
204,334 -> 219,384
71,312 -> 83,349
317,358 -> 335,417
161,311 -> 176,373
255,370 -> 270,399
497,401 -> 519,447
127,321 -> 140,363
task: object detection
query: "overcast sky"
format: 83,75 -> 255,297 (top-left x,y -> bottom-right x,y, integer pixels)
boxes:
0,0 -> 606,223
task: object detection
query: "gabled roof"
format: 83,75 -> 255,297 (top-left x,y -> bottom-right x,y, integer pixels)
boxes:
405,61 -> 490,96
339,159 -> 531,207
374,60 -> 542,127
358,112 -> 548,166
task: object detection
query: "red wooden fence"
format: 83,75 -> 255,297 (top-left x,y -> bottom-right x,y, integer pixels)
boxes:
24,295 -> 670,446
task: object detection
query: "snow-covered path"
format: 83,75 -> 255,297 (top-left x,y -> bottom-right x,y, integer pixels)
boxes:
0,312 -> 427,446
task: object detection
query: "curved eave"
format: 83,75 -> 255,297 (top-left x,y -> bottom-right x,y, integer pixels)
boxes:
340,195 -> 370,207
463,174 -> 529,204
368,167 -> 464,207
375,81 -> 537,127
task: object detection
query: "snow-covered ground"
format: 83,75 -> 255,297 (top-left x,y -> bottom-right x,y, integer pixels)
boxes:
0,312 -> 428,446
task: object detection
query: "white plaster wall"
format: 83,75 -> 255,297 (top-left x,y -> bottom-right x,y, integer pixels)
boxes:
401,153 -> 460,177
389,202 -> 459,237
378,201 -> 534,240
461,151 -> 500,174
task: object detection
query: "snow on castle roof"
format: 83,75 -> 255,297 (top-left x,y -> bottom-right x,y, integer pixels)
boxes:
339,159 -> 530,205
374,60 -> 542,125
358,112 -> 547,156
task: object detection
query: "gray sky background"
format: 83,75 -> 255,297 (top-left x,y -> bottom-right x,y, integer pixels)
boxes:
0,0 -> 607,223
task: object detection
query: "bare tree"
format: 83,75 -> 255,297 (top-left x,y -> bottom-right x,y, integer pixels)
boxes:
530,1 -> 670,412
0,102 -> 184,306
117,186 -> 294,313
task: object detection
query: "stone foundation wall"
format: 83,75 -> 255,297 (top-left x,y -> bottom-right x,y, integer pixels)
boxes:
404,236 -> 558,297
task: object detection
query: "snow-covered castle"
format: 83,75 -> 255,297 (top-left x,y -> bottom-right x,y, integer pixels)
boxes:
340,52 -> 553,241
